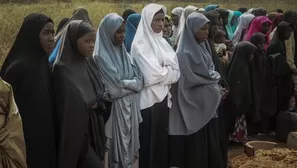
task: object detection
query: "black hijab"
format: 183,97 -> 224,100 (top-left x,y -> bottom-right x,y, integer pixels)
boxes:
1,13 -> 52,76
253,8 -> 267,17
0,13 -> 57,168
122,9 -> 136,21
56,17 -> 69,34
237,7 -> 247,14
52,20 -> 105,167
205,10 -> 229,88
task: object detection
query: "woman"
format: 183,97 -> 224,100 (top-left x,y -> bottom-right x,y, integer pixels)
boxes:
232,13 -> 255,45
0,13 -> 56,168
244,16 -> 272,49
268,13 -> 284,35
52,20 -> 105,168
169,12 -> 223,168
227,41 -> 257,142
131,3 -> 180,168
225,10 -> 242,40
170,7 -> 184,46
0,78 -> 27,168
125,13 -> 141,53
205,10 -> 230,167
164,15 -> 173,45
49,7 -> 93,64
93,13 -> 143,168
215,8 -> 229,33
176,5 -> 198,47
268,22 -> 293,112
248,32 -> 278,134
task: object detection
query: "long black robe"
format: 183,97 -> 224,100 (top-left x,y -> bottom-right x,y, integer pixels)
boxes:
0,13 -> 56,168
52,21 -> 104,168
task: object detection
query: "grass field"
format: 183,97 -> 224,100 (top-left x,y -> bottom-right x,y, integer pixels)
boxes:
0,0 -> 296,66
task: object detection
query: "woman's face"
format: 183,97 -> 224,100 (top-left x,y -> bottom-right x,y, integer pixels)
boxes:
77,31 -> 96,57
210,24 -> 219,37
39,22 -> 55,54
171,13 -> 179,26
261,22 -> 271,34
163,19 -> 172,37
151,12 -> 165,33
195,23 -> 210,42
114,23 -> 126,45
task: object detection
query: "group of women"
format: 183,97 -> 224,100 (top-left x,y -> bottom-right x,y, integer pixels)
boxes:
0,2 -> 297,168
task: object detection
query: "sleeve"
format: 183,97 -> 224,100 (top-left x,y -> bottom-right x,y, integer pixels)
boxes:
133,47 -> 180,87
122,58 -> 144,92
286,34 -> 296,70
94,56 -> 134,100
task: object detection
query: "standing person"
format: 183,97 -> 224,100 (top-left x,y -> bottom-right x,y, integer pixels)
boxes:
177,6 -> 198,42
122,9 -> 136,21
131,3 -> 180,168
169,12 -> 224,168
244,16 -> 272,49
0,13 -> 56,168
170,7 -> 184,47
232,13 -> 255,45
268,22 -> 293,112
268,13 -> 284,35
0,78 -> 27,168
205,10 -> 229,168
125,13 -> 141,53
93,13 -> 143,168
164,15 -> 173,46
52,20 -> 105,168
227,41 -> 257,142
215,8 -> 229,34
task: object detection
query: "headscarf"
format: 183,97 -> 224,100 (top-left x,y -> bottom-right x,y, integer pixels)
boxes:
268,13 -> 284,34
215,8 -> 229,30
244,16 -> 272,48
205,4 -> 219,12
232,11 -> 243,32
131,3 -> 180,109
169,12 -> 221,135
204,10 -> 220,27
232,13 -> 255,45
253,7 -> 267,16
268,12 -> 278,22
52,20 -> 99,167
237,7 -> 247,14
177,5 -> 198,43
248,8 -> 255,14
125,13 -> 141,53
225,10 -> 234,40
171,7 -> 184,45
1,13 -> 52,77
56,18 -> 69,35
0,78 -> 27,168
122,9 -> 136,21
49,8 -> 93,64
93,13 -> 143,167
198,8 -> 205,12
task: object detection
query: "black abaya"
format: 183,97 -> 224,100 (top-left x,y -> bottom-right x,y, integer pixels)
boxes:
139,97 -> 169,168
0,13 -> 56,168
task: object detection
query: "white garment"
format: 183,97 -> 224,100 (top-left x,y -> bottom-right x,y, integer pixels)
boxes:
170,7 -> 184,46
131,3 -> 180,110
176,6 -> 198,45
232,13 -> 255,45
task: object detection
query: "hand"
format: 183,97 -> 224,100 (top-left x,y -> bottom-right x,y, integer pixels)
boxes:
221,52 -> 229,63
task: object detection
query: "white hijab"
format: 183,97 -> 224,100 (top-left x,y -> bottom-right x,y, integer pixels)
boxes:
171,7 -> 184,45
176,5 -> 198,44
232,13 -> 255,45
131,3 -> 180,109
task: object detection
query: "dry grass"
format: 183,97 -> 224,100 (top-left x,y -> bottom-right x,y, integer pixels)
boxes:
0,0 -> 296,66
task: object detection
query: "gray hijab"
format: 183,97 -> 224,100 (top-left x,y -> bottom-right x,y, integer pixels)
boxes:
169,13 -> 221,135
93,13 -> 143,167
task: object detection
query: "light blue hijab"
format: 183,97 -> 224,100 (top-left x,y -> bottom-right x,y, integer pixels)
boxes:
205,4 -> 219,12
125,14 -> 141,53
93,13 -> 143,167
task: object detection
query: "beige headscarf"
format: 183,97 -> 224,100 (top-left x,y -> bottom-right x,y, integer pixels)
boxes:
0,78 -> 27,168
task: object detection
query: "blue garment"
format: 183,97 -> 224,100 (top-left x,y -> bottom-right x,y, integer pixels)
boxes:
205,4 -> 219,12
124,14 -> 141,53
48,37 -> 62,64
